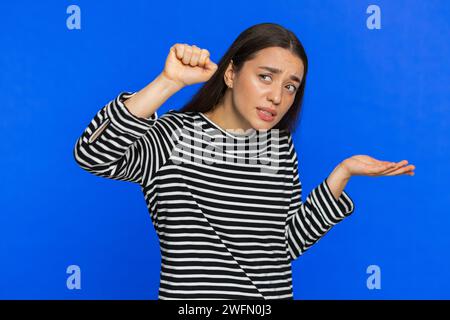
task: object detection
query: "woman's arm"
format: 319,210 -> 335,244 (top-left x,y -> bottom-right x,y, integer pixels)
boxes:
285,136 -> 355,261
123,72 -> 184,119
285,145 -> 415,261
73,43 -> 218,185
72,85 -> 184,185
124,42 -> 218,119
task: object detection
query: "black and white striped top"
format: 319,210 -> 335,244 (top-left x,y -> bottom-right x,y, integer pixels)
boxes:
73,91 -> 355,300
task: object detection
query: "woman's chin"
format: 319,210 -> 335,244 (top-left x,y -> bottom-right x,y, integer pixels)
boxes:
252,119 -> 276,131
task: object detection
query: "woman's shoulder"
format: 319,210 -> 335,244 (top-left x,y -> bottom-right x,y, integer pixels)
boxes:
155,108 -> 192,125
154,109 -> 206,138
162,108 -> 199,119
161,108 -> 208,128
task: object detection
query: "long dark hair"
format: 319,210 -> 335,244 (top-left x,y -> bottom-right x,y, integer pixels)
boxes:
179,22 -> 308,134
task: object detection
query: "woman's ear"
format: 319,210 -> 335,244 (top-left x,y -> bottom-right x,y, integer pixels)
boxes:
223,60 -> 235,88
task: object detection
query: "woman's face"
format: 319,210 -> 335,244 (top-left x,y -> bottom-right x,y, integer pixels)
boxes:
227,46 -> 304,131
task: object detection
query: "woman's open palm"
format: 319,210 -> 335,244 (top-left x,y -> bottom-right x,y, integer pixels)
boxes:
341,155 -> 415,177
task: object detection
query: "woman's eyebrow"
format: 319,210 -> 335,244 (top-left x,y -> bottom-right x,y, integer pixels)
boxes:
258,66 -> 301,83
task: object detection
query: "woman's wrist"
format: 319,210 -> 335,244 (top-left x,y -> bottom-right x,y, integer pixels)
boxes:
334,161 -> 352,180
159,71 -> 186,92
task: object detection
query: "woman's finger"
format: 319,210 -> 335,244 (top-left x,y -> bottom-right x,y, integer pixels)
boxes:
174,43 -> 184,60
383,165 -> 415,176
377,164 -> 401,175
379,161 -> 408,173
190,45 -> 201,67
366,163 -> 392,175
198,49 -> 209,68
375,160 -> 410,174
182,45 -> 192,65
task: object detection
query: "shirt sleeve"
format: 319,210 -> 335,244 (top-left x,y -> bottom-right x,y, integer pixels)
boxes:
285,135 -> 355,262
73,91 -> 183,185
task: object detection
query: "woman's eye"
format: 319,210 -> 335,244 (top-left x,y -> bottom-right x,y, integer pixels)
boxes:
259,74 -> 297,93
287,84 -> 297,93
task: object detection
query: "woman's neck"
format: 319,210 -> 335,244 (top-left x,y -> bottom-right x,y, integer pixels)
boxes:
203,94 -> 253,133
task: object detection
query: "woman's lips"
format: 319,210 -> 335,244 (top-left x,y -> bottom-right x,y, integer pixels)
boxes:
256,107 -> 275,122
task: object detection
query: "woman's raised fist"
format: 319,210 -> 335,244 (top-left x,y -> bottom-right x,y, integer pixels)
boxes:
162,43 -> 218,87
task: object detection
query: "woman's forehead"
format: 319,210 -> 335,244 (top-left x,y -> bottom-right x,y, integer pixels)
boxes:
246,49 -> 304,77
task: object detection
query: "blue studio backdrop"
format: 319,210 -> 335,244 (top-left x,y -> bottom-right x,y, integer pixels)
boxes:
1,1 -> 449,299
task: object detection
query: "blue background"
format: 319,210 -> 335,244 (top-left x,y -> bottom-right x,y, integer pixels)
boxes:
1,0 -> 448,299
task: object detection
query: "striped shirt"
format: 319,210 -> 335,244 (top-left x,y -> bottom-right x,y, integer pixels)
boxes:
73,91 -> 355,300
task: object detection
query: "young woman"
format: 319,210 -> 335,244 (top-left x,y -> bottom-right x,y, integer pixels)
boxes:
73,23 -> 415,300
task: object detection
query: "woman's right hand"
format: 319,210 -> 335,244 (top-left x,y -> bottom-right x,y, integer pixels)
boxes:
161,43 -> 218,88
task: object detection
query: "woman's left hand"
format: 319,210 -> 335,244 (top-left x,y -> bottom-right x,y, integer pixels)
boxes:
339,155 -> 416,178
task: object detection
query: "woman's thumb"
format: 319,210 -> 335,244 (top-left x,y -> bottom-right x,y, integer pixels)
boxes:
205,57 -> 218,71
